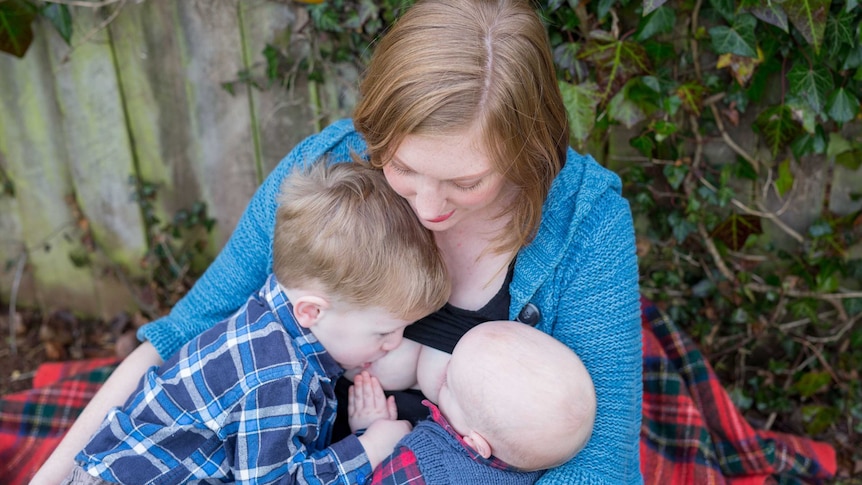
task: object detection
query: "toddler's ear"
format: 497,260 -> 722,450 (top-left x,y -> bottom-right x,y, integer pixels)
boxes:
292,296 -> 330,328
462,431 -> 492,459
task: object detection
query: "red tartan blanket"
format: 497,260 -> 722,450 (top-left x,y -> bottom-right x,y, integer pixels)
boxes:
0,301 -> 836,484
640,298 -> 836,484
0,357 -> 118,485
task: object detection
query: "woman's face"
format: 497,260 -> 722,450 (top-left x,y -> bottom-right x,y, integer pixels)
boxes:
382,125 -> 515,233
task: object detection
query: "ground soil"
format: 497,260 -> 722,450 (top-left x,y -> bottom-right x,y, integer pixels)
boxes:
0,306 -> 136,396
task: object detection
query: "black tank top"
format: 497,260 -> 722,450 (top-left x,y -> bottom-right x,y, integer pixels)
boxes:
404,262 -> 514,354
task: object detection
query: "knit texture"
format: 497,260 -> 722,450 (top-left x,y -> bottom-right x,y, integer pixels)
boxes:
401,420 -> 542,484
139,119 -> 643,484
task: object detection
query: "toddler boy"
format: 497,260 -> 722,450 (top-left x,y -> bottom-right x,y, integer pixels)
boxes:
350,320 -> 596,484
65,162 -> 450,484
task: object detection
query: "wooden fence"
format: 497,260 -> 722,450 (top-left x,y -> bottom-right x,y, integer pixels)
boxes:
0,0 -> 356,319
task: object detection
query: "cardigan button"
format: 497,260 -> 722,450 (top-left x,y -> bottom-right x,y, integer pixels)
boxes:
517,304 -> 541,326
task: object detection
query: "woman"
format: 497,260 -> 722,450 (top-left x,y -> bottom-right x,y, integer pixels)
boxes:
34,0 -> 642,483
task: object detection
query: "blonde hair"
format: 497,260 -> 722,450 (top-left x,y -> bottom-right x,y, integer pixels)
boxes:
273,162 -> 450,320
354,0 -> 569,255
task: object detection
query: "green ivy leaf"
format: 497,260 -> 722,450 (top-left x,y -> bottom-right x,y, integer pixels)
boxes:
794,371 -> 831,398
709,13 -> 758,58
843,43 -> 862,70
636,6 -> 675,41
775,159 -> 794,196
787,59 -> 833,113
663,163 -> 689,190
816,269 -> 839,292
710,213 -> 763,251
0,0 -> 37,58
754,105 -> 802,156
668,210 -> 697,242
823,9 -> 855,58
826,87 -> 860,124
642,0 -> 667,16
559,81 -> 602,150
728,387 -> 754,410
710,0 -> 736,23
41,3 -> 72,44
676,81 -> 707,115
748,4 -> 789,32
836,150 -> 862,170
579,37 -> 651,101
783,0 -> 830,53
826,132 -> 852,158
790,127 -> 827,157
630,135 -> 655,157
608,88 -> 647,128
801,404 -> 839,435
598,0 -> 619,19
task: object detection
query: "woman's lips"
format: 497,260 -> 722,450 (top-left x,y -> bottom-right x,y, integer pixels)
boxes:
427,210 -> 455,223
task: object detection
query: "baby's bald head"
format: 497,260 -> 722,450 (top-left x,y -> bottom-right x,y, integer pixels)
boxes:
446,321 -> 596,471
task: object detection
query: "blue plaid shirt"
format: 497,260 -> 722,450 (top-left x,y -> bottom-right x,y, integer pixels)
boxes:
76,274 -> 371,484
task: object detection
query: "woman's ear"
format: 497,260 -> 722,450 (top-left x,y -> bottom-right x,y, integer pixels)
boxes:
462,431 -> 492,459
292,296 -> 330,328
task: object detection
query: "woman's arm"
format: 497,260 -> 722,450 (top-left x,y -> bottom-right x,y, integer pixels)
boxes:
29,341 -> 162,485
537,192 -> 643,485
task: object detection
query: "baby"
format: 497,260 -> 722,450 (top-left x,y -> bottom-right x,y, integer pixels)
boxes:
349,320 -> 597,484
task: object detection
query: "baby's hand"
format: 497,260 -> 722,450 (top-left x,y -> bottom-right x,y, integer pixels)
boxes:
357,419 -> 413,470
348,371 -> 397,433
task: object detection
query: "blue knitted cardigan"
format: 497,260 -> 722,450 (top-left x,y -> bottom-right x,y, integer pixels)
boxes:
139,119 -> 643,484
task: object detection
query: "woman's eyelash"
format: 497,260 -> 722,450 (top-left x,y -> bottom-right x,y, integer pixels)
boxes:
391,164 -> 481,191
454,180 -> 482,191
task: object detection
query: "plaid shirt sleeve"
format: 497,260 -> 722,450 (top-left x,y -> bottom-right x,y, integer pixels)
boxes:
370,445 -> 424,485
225,378 -> 371,484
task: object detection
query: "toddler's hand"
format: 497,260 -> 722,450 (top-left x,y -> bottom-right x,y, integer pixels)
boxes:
348,371 -> 397,433
357,418 -> 413,469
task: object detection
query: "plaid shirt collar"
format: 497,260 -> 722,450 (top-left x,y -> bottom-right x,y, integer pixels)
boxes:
264,274 -> 343,380
423,400 -> 521,472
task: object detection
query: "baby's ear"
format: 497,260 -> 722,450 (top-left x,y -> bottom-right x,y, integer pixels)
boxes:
462,431 -> 492,459
292,296 -> 330,328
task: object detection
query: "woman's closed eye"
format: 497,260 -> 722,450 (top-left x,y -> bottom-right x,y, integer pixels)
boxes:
452,179 -> 483,191
391,164 -> 413,175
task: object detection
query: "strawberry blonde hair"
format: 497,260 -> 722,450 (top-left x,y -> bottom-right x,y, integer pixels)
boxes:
354,0 -> 569,255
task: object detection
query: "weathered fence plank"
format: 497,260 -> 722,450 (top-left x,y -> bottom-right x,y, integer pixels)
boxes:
240,0 -> 317,177
45,7 -> 148,317
164,0 -> 261,248
108,0 -> 193,228
47,8 -> 148,270
0,21 -> 101,314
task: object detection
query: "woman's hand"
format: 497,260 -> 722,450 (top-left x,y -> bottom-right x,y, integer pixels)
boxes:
348,371 -> 397,433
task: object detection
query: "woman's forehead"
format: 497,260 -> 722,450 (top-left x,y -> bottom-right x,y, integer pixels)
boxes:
392,130 -> 495,177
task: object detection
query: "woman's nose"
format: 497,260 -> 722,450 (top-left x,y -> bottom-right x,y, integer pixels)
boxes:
414,182 -> 446,218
